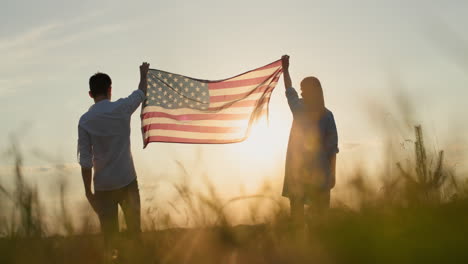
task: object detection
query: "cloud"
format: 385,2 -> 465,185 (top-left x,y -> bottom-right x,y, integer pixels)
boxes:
446,142 -> 468,153
0,9 -> 105,52
341,142 -> 361,150
0,11 -> 142,96
0,11 -> 143,59
0,162 -> 80,175
0,78 -> 35,97
0,24 -> 59,51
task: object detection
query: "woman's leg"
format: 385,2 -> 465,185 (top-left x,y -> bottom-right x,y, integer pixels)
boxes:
289,197 -> 304,228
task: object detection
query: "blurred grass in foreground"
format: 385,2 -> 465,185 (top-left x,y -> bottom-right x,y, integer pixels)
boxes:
0,123 -> 467,264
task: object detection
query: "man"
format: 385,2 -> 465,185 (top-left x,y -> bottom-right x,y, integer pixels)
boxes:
281,55 -> 339,226
77,62 -> 149,242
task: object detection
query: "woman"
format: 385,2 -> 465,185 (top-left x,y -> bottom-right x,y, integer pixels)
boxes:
281,55 -> 339,225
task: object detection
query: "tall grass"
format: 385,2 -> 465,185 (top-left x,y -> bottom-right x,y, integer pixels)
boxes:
1,144 -> 45,238
1,124 -> 467,264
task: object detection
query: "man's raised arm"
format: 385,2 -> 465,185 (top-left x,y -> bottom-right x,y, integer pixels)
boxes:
119,62 -> 150,114
138,62 -> 150,95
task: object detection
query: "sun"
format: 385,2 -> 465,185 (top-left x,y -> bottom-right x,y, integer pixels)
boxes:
226,108 -> 291,188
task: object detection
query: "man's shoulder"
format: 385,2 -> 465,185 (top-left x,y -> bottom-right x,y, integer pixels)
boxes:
78,104 -> 101,125
115,90 -> 146,107
79,111 -> 91,126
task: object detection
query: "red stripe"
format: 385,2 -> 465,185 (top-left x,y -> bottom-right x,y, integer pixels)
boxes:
146,136 -> 245,144
208,76 -> 274,90
207,98 -> 269,111
143,108 -> 268,146
209,73 -> 281,90
142,123 -> 241,133
210,85 -> 274,103
142,112 -> 251,121
208,97 -> 271,111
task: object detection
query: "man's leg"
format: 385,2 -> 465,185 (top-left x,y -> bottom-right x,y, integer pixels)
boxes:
94,190 -> 119,248
120,180 -> 141,236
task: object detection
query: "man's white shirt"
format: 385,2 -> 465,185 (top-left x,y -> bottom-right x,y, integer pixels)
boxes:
78,90 -> 146,191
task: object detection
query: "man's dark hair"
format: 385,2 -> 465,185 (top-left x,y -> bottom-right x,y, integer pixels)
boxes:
89,73 -> 112,97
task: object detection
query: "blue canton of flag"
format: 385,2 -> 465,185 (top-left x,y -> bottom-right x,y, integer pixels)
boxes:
145,71 -> 210,110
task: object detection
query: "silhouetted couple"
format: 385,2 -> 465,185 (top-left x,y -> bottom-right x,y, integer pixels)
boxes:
77,56 -> 338,249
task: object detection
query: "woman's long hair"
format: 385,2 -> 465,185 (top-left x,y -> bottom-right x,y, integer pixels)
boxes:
300,76 -> 325,118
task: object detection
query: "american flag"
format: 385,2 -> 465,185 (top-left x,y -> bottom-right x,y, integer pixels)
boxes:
141,59 -> 283,147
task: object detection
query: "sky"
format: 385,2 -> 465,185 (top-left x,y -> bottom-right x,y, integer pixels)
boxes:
1,0 -> 468,225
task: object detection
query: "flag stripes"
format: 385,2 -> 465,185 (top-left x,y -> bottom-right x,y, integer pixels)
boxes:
141,60 -> 282,146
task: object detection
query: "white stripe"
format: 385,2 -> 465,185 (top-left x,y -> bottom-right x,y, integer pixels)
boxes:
209,80 -> 278,96
142,105 -> 257,115
142,117 -> 249,128
209,91 -> 272,107
144,129 -> 245,140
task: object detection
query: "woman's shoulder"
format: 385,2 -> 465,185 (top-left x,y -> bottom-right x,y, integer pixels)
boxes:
324,108 -> 334,118
323,108 -> 337,126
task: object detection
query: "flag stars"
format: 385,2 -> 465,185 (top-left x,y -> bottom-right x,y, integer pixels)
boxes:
145,71 -> 211,111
